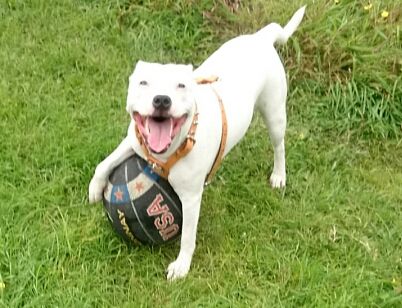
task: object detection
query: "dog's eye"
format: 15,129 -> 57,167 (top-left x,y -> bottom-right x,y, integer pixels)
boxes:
177,83 -> 186,89
139,80 -> 148,86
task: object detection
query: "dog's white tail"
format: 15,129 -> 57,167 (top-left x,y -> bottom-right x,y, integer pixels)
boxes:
256,6 -> 306,45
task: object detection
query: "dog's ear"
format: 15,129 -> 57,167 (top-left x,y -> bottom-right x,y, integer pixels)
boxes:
185,64 -> 193,73
134,60 -> 146,71
130,60 -> 148,81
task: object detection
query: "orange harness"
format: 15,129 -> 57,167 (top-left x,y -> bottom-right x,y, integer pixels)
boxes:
135,76 -> 227,184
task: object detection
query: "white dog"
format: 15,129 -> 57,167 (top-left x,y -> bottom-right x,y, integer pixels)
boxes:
89,6 -> 305,280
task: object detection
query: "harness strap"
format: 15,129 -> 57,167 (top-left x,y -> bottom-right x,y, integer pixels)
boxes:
205,87 -> 227,184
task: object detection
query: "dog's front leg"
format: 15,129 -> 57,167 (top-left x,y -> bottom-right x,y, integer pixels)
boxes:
166,188 -> 203,281
88,137 -> 134,203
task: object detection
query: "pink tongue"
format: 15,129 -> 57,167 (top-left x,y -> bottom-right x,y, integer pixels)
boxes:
147,118 -> 173,153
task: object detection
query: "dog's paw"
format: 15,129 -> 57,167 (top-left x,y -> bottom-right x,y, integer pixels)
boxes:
166,257 -> 191,281
270,173 -> 286,188
88,176 -> 107,204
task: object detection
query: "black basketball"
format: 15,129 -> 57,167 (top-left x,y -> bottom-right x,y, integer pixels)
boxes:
102,154 -> 182,245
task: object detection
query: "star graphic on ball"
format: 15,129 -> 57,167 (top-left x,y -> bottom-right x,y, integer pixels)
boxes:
114,188 -> 124,201
135,181 -> 144,193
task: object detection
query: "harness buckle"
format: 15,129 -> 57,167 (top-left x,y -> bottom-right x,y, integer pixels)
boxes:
149,161 -> 159,171
187,135 -> 196,142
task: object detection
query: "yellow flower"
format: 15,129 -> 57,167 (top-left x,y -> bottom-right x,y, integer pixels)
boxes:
381,10 -> 389,18
364,3 -> 373,10
0,282 -> 5,290
335,0 -> 340,4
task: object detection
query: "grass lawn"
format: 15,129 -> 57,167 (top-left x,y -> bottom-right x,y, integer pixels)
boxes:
1,0 -> 402,306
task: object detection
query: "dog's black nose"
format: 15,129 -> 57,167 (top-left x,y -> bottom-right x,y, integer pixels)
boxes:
152,95 -> 172,110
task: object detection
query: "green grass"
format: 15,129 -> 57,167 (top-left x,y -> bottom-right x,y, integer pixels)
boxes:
1,0 -> 402,306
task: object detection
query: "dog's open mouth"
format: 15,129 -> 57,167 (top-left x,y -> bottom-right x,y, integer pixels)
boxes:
134,113 -> 188,154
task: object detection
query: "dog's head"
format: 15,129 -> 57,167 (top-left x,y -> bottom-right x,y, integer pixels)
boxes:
126,61 -> 195,154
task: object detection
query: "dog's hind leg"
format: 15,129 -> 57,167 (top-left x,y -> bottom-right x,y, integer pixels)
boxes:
257,71 -> 288,188
253,6 -> 305,188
